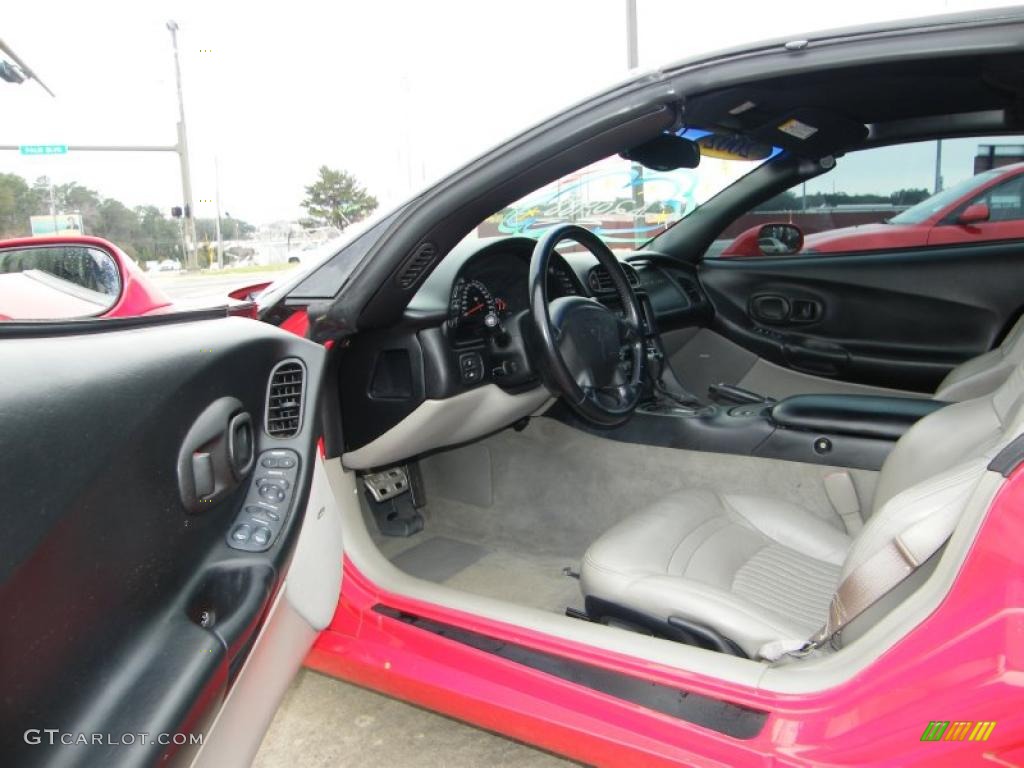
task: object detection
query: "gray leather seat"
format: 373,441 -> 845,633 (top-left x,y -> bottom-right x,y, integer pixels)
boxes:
581,363 -> 1024,658
935,314 -> 1024,401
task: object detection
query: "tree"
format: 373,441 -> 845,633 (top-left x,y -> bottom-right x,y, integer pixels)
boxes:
890,188 -> 931,206
300,166 -> 378,231
0,173 -> 44,237
194,216 -> 255,242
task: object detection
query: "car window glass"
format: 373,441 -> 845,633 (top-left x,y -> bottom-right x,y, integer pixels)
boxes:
708,134 -> 1024,258
0,245 -> 122,320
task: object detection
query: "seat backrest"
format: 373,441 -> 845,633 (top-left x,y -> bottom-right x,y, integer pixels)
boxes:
934,314 -> 1024,402
847,363 -> 1024,586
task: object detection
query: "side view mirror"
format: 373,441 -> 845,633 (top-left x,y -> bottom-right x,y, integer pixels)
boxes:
957,202 -> 990,225
756,223 -> 804,256
0,241 -> 122,320
718,222 -> 805,258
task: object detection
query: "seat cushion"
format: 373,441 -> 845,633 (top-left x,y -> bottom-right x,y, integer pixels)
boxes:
580,489 -> 851,656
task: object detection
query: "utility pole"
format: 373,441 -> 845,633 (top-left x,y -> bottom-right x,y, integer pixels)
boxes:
933,139 -> 943,194
626,0 -> 645,248
214,155 -> 224,269
167,20 -> 198,270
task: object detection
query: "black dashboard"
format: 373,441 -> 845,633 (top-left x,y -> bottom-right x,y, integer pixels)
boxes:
339,235 -> 712,457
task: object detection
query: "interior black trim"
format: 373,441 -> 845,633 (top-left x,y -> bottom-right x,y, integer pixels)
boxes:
770,395 -> 946,441
0,306 -> 227,338
1,318 -> 326,767
988,433 -> 1024,477
372,604 -> 768,740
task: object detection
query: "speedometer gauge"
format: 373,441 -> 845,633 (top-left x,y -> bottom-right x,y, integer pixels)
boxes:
449,279 -> 496,330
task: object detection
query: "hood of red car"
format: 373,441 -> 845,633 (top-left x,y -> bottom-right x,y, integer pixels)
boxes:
802,221 -> 926,252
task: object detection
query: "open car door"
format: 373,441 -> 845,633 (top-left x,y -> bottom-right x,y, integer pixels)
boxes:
0,312 -> 344,767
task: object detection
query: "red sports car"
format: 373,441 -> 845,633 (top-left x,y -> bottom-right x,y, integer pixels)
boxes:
4,10 -> 1024,768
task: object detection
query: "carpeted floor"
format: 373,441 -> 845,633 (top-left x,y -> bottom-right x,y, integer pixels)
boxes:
371,416 -> 877,615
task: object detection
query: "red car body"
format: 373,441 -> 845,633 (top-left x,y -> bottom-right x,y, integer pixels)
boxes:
722,162 -> 1024,257
304,467 -> 1024,767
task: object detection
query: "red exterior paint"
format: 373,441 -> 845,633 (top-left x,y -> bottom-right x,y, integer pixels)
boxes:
279,309 -> 310,338
721,163 -> 1024,257
0,235 -> 173,318
307,467 -> 1024,766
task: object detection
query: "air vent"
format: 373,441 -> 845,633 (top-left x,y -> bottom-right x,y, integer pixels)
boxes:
676,276 -> 703,305
396,242 -> 437,289
587,263 -> 640,294
266,360 -> 305,438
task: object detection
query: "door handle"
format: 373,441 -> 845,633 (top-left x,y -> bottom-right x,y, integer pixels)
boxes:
177,397 -> 255,513
750,294 -> 822,325
750,295 -> 790,323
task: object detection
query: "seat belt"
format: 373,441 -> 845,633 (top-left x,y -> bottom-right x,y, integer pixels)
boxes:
824,471 -> 863,535
759,461 -> 986,662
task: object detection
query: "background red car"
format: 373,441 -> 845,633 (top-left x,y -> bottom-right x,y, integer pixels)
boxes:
722,161 -> 1024,257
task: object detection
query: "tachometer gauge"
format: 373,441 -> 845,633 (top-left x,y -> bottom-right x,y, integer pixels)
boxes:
450,279 -> 496,330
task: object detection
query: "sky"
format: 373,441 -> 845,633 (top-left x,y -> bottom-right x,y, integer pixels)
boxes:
2,0 -> 1021,225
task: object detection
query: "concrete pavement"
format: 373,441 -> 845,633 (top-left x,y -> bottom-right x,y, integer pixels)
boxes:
253,669 -> 577,768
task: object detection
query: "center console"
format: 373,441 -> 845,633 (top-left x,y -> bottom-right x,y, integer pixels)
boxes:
555,390 -> 947,471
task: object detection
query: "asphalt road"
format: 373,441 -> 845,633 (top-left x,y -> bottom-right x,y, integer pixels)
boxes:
254,670 -> 576,767
148,269 -> 291,303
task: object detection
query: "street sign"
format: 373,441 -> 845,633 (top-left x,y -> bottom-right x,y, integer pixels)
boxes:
19,144 -> 68,156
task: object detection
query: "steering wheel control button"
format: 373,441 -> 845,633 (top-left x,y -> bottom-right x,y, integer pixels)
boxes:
227,449 -> 299,551
459,352 -> 484,384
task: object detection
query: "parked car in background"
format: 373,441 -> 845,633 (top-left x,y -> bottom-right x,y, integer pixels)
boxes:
721,161 -> 1024,257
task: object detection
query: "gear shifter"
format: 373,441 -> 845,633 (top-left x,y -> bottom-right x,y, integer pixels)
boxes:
645,339 -> 702,408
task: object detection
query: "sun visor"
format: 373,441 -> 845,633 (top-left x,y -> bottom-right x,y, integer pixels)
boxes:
749,107 -> 868,158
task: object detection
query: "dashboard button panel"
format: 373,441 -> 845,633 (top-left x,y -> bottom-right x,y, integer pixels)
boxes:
227,449 -> 300,552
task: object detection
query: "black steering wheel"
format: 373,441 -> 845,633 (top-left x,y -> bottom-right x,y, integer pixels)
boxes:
529,224 -> 644,426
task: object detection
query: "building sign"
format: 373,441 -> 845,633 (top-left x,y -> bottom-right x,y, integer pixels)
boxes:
30,214 -> 84,236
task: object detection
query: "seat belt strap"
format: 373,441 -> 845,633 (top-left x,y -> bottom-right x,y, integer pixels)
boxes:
807,472 -> 977,652
824,471 -> 863,535
762,463 -> 986,662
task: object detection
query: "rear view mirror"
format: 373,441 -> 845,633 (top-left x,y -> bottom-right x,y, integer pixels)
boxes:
757,223 -> 804,256
957,202 -> 990,225
620,134 -> 701,171
0,243 -> 122,320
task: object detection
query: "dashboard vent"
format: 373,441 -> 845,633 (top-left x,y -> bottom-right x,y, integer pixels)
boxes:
676,276 -> 703,305
396,242 -> 437,289
587,263 -> 640,294
266,360 -> 305,438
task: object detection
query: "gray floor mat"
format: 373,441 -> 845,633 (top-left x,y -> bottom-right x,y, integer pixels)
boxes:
389,535 -> 489,582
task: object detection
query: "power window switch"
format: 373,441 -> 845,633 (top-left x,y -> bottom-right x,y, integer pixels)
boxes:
231,523 -> 252,543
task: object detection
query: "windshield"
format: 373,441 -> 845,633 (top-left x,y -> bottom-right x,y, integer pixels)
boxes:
485,129 -> 778,251
888,168 -> 1004,225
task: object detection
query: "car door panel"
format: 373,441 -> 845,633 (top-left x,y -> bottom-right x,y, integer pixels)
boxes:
0,316 -> 327,767
699,240 -> 1024,393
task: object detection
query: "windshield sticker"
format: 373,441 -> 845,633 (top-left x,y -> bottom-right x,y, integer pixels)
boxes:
778,118 -> 818,140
